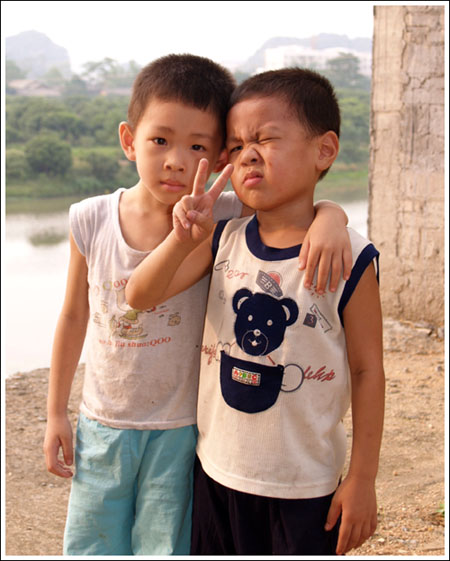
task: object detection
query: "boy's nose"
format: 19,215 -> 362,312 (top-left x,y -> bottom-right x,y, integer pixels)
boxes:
164,159 -> 185,172
240,145 -> 260,165
164,149 -> 186,172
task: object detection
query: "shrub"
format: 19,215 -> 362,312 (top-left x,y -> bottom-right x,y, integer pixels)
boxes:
25,134 -> 72,176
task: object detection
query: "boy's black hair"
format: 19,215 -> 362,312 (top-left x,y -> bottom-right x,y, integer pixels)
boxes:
230,68 -> 340,178
230,67 -> 340,137
128,53 -> 236,141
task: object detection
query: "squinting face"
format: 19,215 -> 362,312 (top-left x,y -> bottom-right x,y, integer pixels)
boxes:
226,95 -> 321,212
128,99 -> 224,206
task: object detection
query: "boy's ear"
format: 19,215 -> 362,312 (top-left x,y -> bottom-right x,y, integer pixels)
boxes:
119,121 -> 136,161
316,131 -> 339,171
212,148 -> 229,172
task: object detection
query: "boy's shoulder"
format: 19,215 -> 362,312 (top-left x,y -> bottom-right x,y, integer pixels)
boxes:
71,188 -> 123,213
346,227 -> 377,260
70,188 -> 125,225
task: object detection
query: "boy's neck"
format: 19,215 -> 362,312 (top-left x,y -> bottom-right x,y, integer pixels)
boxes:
127,182 -> 175,216
255,200 -> 315,248
118,183 -> 174,252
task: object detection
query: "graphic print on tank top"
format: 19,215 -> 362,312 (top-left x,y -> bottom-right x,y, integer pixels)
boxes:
220,286 -> 304,414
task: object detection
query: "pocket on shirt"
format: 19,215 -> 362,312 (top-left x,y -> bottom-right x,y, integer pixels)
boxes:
219,350 -> 284,414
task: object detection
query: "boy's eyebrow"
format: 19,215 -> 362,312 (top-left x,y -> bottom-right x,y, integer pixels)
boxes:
152,125 -> 215,141
226,135 -> 240,146
226,125 -> 283,145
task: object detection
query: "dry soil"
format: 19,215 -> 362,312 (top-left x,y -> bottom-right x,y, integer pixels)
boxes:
4,318 -> 447,557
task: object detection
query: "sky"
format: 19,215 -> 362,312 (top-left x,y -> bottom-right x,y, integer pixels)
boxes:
2,0 -> 380,73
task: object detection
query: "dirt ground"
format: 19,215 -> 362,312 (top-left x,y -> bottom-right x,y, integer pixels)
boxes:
4,318 -> 447,557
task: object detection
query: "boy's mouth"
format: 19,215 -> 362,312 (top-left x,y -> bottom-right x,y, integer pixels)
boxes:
161,179 -> 186,192
243,171 -> 263,187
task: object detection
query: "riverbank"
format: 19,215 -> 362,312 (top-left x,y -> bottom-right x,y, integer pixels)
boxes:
4,318 -> 446,556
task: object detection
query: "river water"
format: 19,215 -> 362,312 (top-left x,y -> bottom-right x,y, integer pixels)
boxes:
3,198 -> 368,378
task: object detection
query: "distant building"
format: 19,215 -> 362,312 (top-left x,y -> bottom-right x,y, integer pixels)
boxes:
259,45 -> 372,76
7,79 -> 60,97
99,87 -> 132,97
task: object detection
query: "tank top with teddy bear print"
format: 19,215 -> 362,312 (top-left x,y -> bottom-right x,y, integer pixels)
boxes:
196,214 -> 379,499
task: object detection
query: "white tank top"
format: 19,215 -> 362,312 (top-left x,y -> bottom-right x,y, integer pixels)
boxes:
197,215 -> 379,498
70,188 -> 242,429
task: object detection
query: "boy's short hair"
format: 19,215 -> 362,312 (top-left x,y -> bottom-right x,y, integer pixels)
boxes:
230,67 -> 340,138
128,53 -> 236,141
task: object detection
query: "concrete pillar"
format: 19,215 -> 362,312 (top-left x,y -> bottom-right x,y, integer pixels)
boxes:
369,5 -> 445,326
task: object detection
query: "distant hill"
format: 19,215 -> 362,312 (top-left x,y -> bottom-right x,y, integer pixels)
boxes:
5,30 -> 72,79
239,33 -> 372,73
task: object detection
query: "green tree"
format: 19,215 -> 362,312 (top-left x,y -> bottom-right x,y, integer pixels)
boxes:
325,53 -> 370,91
81,57 -> 120,90
5,60 -> 27,82
25,134 -> 72,176
62,75 -> 89,97
42,66 -> 66,89
41,111 -> 85,141
81,58 -> 140,91
17,98 -> 64,135
337,91 -> 370,164
80,151 -> 120,184
6,149 -> 30,180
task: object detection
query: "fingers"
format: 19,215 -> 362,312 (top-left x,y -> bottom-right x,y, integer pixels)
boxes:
192,158 -> 209,198
207,163 -> 234,203
315,252 -> 334,294
44,439 -> 73,478
334,509 -> 377,554
302,248 -> 353,294
173,198 -> 194,230
186,209 -> 214,233
302,247 -> 320,292
297,239 -> 310,272
336,520 -> 361,555
326,255 -> 343,293
325,497 -> 341,532
191,159 -> 233,206
61,435 -> 74,468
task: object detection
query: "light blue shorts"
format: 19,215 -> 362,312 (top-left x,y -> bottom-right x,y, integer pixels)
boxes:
63,413 -> 198,555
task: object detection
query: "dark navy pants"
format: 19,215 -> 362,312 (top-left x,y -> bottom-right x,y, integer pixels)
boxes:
191,456 -> 340,556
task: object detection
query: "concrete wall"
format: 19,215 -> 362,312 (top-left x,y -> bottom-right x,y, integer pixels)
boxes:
369,5 -> 445,326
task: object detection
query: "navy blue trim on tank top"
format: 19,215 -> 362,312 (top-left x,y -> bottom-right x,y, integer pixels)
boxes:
212,219 -> 229,260
246,215 -> 303,261
338,244 -> 380,325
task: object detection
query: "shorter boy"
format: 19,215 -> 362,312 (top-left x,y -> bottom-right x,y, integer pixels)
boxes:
44,55 -> 352,556
126,67 -> 385,556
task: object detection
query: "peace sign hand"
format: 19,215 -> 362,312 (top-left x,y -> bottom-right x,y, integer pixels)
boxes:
173,158 -> 234,243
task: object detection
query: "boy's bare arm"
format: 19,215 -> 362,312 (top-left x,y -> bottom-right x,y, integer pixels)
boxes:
125,229 -> 214,310
43,233 -> 89,478
326,262 -> 385,554
125,160 -> 233,311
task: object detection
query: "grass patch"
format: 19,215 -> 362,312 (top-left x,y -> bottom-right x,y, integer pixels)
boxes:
6,165 -> 370,213
315,166 -> 369,203
29,230 -> 68,246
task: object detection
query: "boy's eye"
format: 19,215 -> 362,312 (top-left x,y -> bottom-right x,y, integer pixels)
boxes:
153,137 -> 167,145
192,144 -> 205,151
229,146 -> 242,154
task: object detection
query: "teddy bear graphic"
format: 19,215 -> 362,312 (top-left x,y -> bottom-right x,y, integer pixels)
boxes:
232,288 -> 298,357
219,287 -> 303,414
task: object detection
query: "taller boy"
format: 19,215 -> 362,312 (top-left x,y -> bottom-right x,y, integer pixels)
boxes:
126,68 -> 385,556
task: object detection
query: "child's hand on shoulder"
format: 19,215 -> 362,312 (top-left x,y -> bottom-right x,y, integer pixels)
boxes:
173,158 -> 233,244
298,202 -> 352,294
